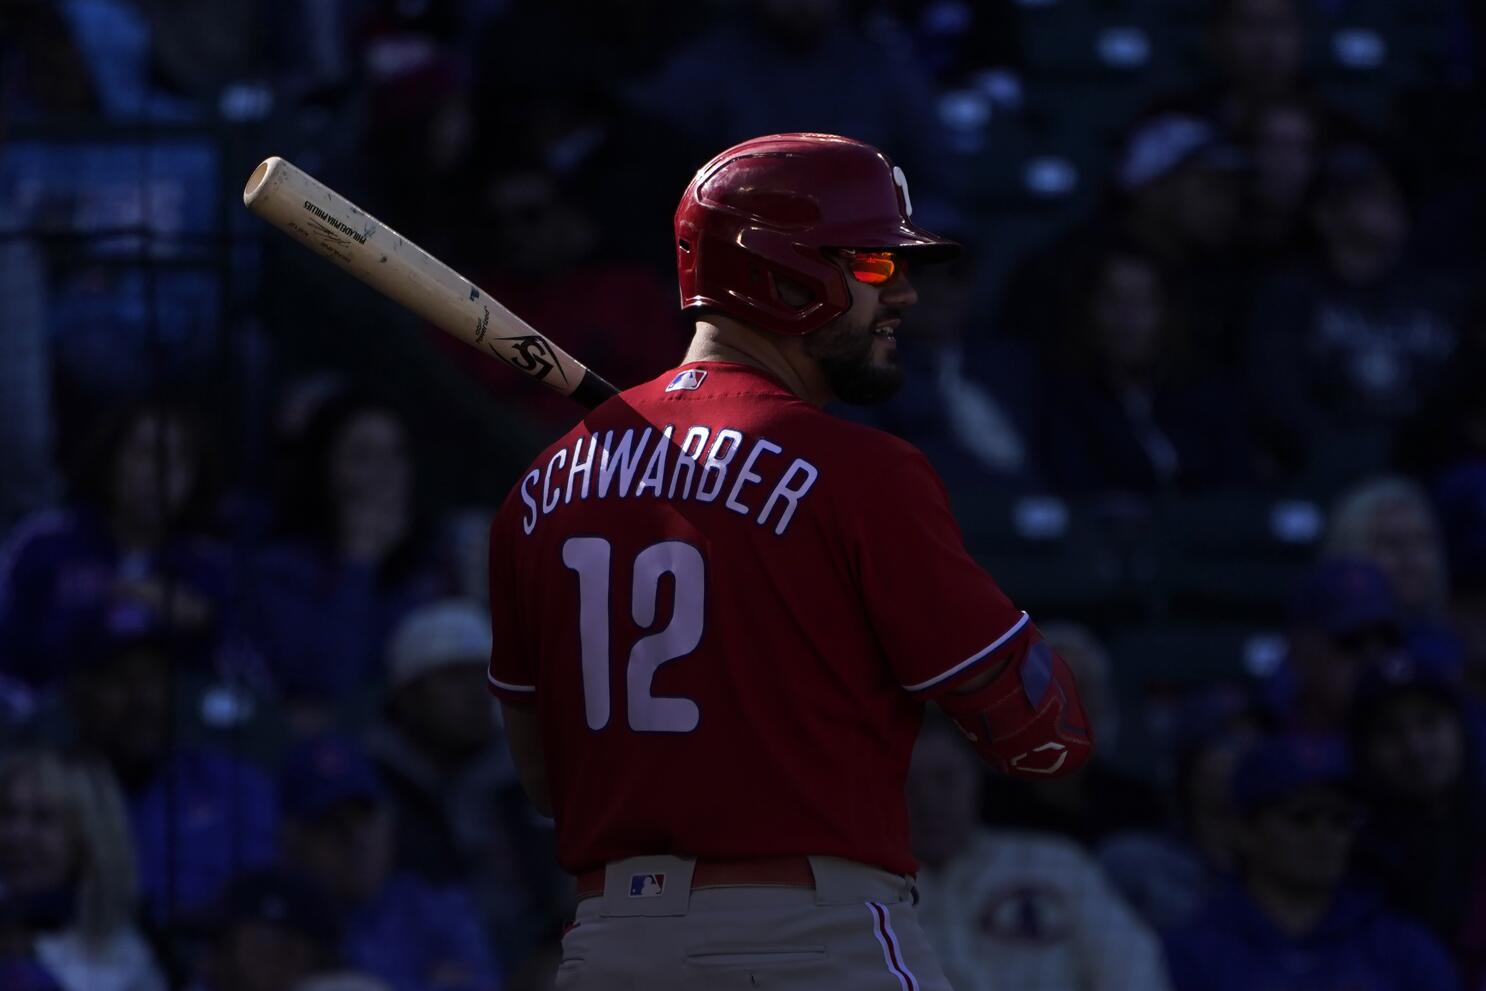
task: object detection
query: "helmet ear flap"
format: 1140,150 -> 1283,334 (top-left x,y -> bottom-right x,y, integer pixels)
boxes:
772,271 -> 816,310
730,227 -> 851,335
681,225 -> 849,335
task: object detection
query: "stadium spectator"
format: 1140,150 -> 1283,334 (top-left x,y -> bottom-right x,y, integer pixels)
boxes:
278,733 -> 499,991
0,31 -> 63,532
191,868 -> 388,991
367,600 -> 564,971
63,631 -> 279,926
1263,558 -> 1406,735
1350,653 -> 1486,962
0,749 -> 166,991
1037,239 -> 1255,495
1395,302 -> 1486,481
1160,0 -> 1368,150
1111,116 -> 1244,267
625,0 -> 954,210
0,402 -> 232,694
246,391 -> 447,723
1100,691 -> 1260,930
1326,477 -> 1452,624
1205,0 -> 1305,130
1326,476 -> 1473,709
437,509 -> 497,608
353,0 -> 477,257
981,622 -> 1165,844
1245,146 -> 1466,486
0,200 -> 60,531
1162,733 -> 1460,991
1235,96 -> 1324,262
997,114 -> 1249,368
1434,464 -> 1486,700
442,168 -> 687,432
909,715 -> 1172,991
470,1 -> 702,271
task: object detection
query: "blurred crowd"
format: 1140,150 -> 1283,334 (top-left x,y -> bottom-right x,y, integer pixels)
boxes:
1,0 -> 1485,989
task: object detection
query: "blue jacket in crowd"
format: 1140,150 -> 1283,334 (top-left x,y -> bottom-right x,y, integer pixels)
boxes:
1163,881 -> 1459,991
245,541 -> 442,702
0,509 -> 233,687
130,748 -> 279,924
343,872 -> 501,991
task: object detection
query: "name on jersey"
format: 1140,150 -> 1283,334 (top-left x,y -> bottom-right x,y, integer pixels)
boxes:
519,425 -> 820,537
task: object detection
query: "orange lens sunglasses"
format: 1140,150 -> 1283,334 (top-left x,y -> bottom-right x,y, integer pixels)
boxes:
839,249 -> 898,285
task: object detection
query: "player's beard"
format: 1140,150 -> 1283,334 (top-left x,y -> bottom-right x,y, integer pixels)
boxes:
804,307 -> 904,405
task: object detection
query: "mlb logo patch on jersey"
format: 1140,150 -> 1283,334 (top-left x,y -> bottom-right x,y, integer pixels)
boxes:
629,873 -> 667,898
665,369 -> 707,393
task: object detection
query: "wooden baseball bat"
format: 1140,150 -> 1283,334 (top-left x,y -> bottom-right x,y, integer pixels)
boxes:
243,156 -> 619,409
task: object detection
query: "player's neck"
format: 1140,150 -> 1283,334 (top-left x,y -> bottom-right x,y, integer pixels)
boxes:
686,319 -> 832,406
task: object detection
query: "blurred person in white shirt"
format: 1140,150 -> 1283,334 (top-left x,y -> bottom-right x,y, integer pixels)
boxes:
908,715 -> 1171,991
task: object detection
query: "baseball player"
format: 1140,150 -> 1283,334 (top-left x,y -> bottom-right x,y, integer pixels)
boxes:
486,133 -> 1093,989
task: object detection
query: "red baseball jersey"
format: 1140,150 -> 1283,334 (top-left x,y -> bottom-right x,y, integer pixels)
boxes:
487,361 -> 1031,875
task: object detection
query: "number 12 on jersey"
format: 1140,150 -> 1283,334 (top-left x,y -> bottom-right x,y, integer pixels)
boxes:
561,537 -> 706,733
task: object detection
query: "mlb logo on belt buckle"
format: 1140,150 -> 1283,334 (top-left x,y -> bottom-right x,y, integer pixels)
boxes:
629,873 -> 666,898
665,369 -> 707,393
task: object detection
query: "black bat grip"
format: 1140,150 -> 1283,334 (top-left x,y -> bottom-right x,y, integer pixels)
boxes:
570,370 -> 621,410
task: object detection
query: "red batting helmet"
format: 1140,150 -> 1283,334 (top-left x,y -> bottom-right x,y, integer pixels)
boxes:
674,133 -> 960,336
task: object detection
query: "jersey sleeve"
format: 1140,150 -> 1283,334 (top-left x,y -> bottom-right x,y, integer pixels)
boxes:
486,492 -> 538,704
845,442 -> 1031,700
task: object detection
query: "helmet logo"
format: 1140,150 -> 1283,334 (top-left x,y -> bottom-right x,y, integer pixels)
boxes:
892,166 -> 914,217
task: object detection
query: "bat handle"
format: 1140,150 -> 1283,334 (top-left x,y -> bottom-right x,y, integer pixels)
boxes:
570,369 -> 620,410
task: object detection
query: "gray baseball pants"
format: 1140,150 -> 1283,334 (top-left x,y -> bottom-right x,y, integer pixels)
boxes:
555,855 -> 955,990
